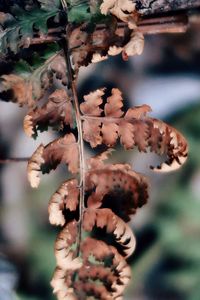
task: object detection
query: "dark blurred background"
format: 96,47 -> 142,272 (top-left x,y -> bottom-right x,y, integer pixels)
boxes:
0,16 -> 200,300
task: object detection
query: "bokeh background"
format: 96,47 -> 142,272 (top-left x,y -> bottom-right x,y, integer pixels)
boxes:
0,16 -> 200,300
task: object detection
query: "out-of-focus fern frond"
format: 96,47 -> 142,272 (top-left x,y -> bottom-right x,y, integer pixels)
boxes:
0,5 -> 59,54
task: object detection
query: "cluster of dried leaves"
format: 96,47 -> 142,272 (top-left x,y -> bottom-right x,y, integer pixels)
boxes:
0,1 -> 189,299
2,73 -> 188,299
24,86 -> 188,299
48,153 -> 148,299
80,88 -> 188,172
0,0 -> 145,106
69,0 -> 144,70
0,54 -> 68,108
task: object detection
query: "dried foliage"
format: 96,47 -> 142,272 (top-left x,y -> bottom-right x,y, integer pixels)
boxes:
48,179 -> 79,226
0,1 -> 189,300
86,162 -> 148,221
81,88 -> 188,172
69,23 -> 144,72
28,133 -> 79,188
100,0 -> 137,29
0,53 -> 68,108
24,89 -> 73,137
0,74 -> 34,107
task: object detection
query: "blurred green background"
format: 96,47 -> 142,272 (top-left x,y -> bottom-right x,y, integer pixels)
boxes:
0,17 -> 200,300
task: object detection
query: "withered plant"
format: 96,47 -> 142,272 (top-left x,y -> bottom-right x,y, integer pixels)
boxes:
0,1 -> 189,299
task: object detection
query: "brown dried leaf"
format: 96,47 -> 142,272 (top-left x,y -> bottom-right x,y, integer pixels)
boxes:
27,144 -> 44,188
86,164 -> 148,221
108,45 -> 123,56
150,119 -> 188,172
51,221 -> 81,299
75,282 -> 112,300
51,229 -> 131,300
82,119 -> 102,148
80,237 -> 131,297
148,124 -> 163,154
119,112 -> 150,151
100,0 -> 137,29
91,53 -> 108,63
81,88 -> 188,171
69,27 -> 90,71
78,264 -> 116,286
51,268 -> 77,300
50,54 -> 68,86
88,148 -> 114,170
69,27 -> 88,49
83,208 -> 136,257
27,134 -> 79,188
52,236 -> 131,300
158,125 -> 173,155
54,220 -> 82,271
131,120 -> 149,152
102,122 -> 119,147
52,237 -> 131,300
80,89 -> 104,116
122,31 -> 144,59
48,179 -> 79,226
125,104 -> 152,119
0,74 -> 34,107
118,120 -> 135,149
104,88 -> 124,117
24,89 -> 73,137
71,50 -> 87,71
42,134 -> 79,173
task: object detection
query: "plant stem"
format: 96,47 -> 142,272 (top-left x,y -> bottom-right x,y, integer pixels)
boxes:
81,115 -> 122,123
62,34 -> 85,256
0,157 -> 29,163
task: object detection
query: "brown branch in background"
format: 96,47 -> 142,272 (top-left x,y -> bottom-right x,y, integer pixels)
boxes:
96,14 -> 189,34
137,15 -> 189,34
0,157 -> 29,164
29,36 -> 61,45
27,14 -> 189,47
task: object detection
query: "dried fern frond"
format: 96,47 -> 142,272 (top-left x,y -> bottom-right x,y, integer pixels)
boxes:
27,134 -> 79,188
83,208 -> 136,257
48,179 -> 79,226
45,149 -> 145,299
69,22 -> 144,72
81,88 -> 188,172
0,2 -> 190,299
0,74 -> 34,107
100,0 -> 137,29
52,232 -> 131,300
0,53 -> 68,108
86,163 -> 148,221
24,89 -> 73,137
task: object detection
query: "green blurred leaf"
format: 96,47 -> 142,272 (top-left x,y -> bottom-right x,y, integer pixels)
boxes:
68,3 -> 91,22
0,6 -> 59,54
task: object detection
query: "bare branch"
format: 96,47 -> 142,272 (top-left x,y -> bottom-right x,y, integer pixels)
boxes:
0,157 -> 29,164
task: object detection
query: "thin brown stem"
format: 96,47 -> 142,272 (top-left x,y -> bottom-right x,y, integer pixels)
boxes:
81,114 -> 123,123
61,1 -> 85,255
62,32 -> 85,256
0,157 -> 29,164
27,36 -> 61,45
